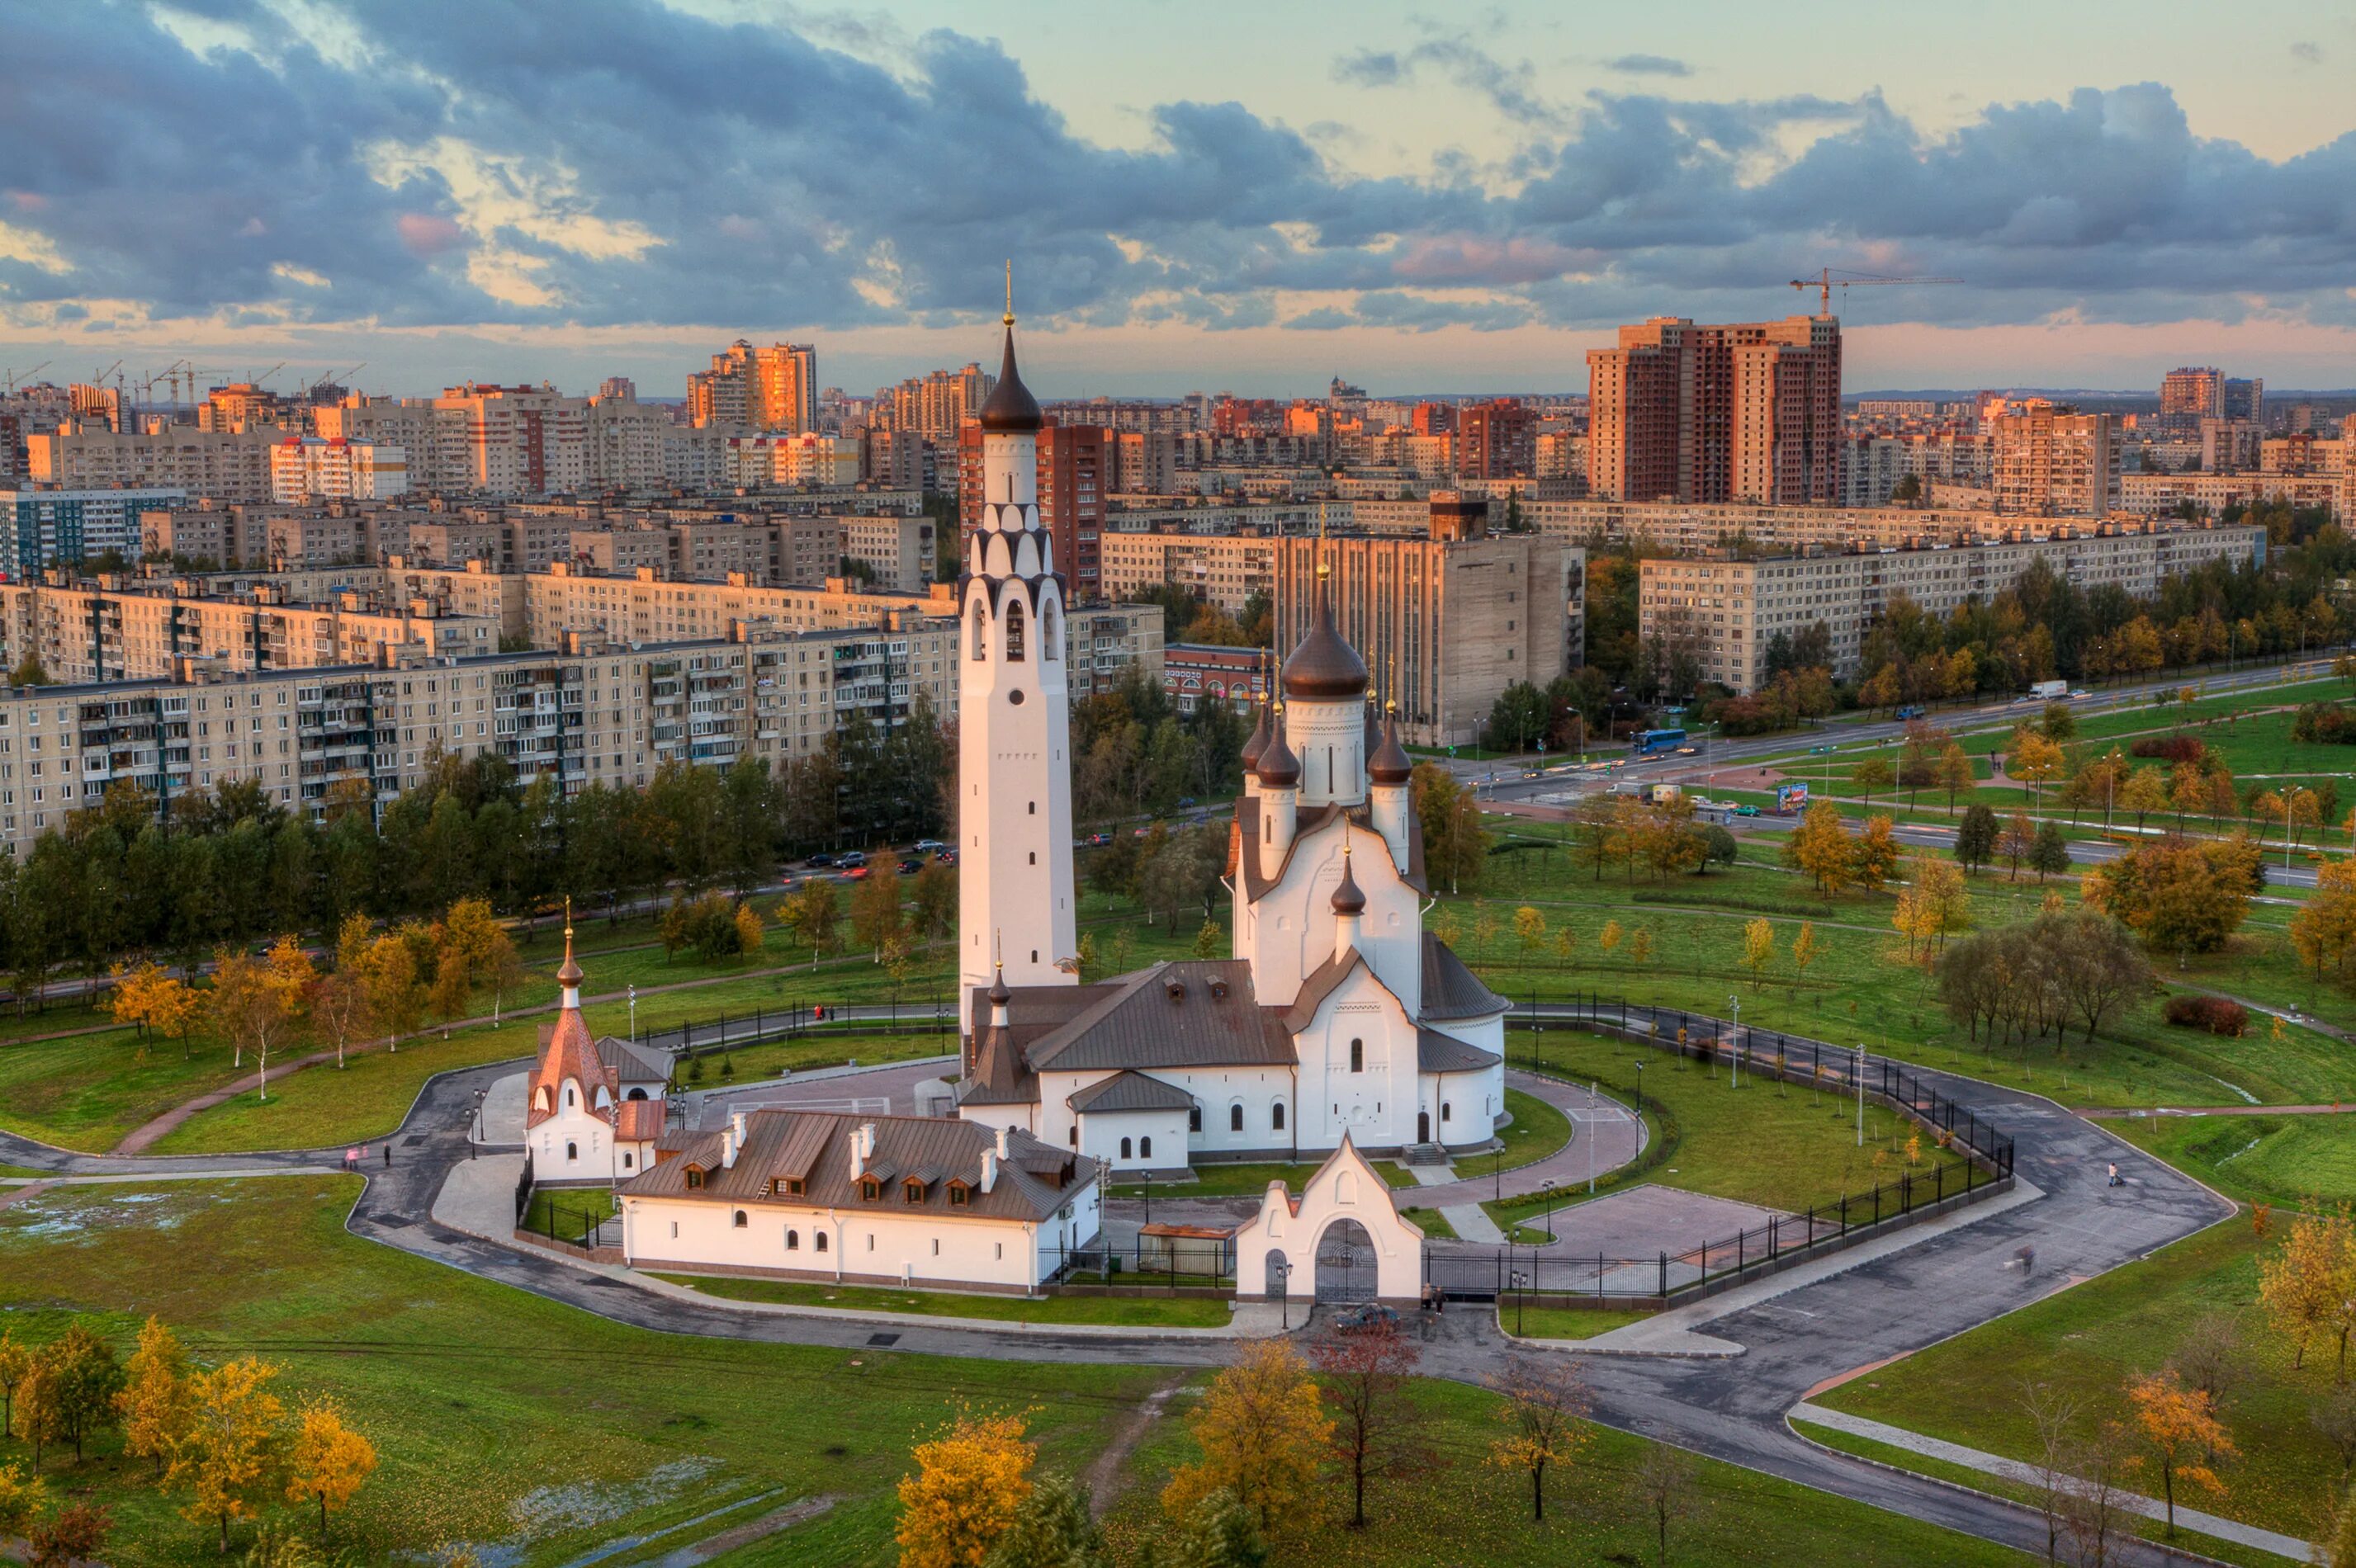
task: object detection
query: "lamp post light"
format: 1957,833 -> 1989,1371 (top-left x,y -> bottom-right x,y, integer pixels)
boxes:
1141,1168 -> 1152,1230
471,1087 -> 486,1159
1857,1041 -> 1867,1147
1587,1082 -> 1598,1195
1728,994 -> 1741,1089
1274,1259 -> 1294,1330
628,985 -> 638,1044
1540,1178 -> 1558,1254
1494,1138 -> 1503,1203
1511,1268 -> 1529,1336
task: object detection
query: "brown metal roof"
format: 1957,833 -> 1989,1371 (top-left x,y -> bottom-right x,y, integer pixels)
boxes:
621,1110 -> 1090,1223
1421,933 -> 1509,1020
1280,597 -> 1370,701
1025,961 -> 1295,1074
1417,1027 -> 1502,1075
1068,1070 -> 1198,1115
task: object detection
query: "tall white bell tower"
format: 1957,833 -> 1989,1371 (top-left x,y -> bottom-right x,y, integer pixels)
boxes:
958,280 -> 1077,1039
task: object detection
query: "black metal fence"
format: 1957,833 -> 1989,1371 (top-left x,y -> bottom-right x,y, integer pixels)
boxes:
1421,994 -> 2016,1304
512,1150 -> 535,1225
1042,1237 -> 1237,1294
518,1190 -> 615,1251
639,1000 -> 960,1061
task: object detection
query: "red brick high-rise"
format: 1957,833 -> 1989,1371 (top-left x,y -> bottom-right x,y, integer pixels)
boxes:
1457,399 -> 1536,481
1587,315 -> 1841,504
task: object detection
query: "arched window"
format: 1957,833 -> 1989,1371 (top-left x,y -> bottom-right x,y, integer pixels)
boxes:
1272,1101 -> 1286,1131
565,1085 -> 576,1108
1005,600 -> 1027,662
785,1229 -> 800,1249
1441,1102 -> 1452,1122
732,1210 -> 748,1228
565,1141 -> 578,1161
1043,604 -> 1061,660
970,601 -> 989,660
1140,1136 -> 1152,1158
1119,1136 -> 1133,1159
626,1087 -> 647,1101
1349,1039 -> 1364,1073
1229,1103 -> 1244,1132
1189,1104 -> 1203,1132
622,1153 -> 634,1170
815,1232 -> 829,1253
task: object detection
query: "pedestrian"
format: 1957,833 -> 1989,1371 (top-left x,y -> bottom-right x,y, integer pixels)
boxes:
2015,1244 -> 2035,1278
2107,1161 -> 2121,1188
384,1144 -> 392,1169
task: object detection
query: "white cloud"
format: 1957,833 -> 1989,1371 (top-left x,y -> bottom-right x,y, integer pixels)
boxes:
0,221 -> 71,276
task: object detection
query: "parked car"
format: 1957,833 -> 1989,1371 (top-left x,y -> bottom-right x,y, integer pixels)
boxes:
913,839 -> 946,852
934,848 -> 958,864
1176,796 -> 1198,808
1734,804 -> 1760,817
839,850 -> 868,867
1895,705 -> 1925,721
1079,832 -> 1111,848
1809,744 -> 1835,754
805,852 -> 839,869
896,858 -> 924,875
1332,1303 -> 1400,1334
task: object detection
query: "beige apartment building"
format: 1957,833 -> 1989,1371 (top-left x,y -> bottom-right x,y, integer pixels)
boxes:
0,576 -> 498,686
1639,523 -> 2267,694
28,425 -> 278,503
2119,470 -> 2349,522
1521,496 -> 2153,554
0,617 -> 966,855
1587,316 -> 1843,505
1991,402 -> 2119,517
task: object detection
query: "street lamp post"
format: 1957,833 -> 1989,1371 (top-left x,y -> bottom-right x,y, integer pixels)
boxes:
1587,1082 -> 1597,1195
1856,1041 -> 1867,1147
1540,1179 -> 1558,1255
1141,1169 -> 1152,1230
1511,1268 -> 1528,1336
1728,994 -> 1741,1089
628,985 -> 637,1044
1274,1259 -> 1293,1330
471,1087 -> 486,1159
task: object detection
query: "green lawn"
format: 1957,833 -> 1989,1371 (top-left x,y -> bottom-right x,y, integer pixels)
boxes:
1814,1110 -> 2356,1550
1480,1029 -> 1971,1235
0,1024 -> 244,1152
1502,1304 -> 1656,1340
1443,843 -> 2354,1110
521,1186 -> 615,1239
1109,1159 -> 1420,1200
0,1176 -> 1173,1568
1790,1418 -> 2293,1568
648,1272 -> 1232,1328
1100,1372 -> 2035,1567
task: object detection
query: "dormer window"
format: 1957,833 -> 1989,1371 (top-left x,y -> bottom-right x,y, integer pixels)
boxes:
902,1178 -> 925,1204
774,1178 -> 804,1197
684,1166 -> 705,1190
1166,980 -> 1185,1003
1209,979 -> 1229,999
859,1178 -> 881,1202
947,1182 -> 971,1207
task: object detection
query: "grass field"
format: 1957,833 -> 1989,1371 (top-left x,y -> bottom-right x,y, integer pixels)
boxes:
1109,1157 -> 1422,1200
1503,1303 -> 1656,1340
1481,1029 -> 1970,1234
1099,1370 -> 2035,1567
521,1186 -> 615,1238
1811,1108 -> 2356,1551
647,1272 -> 1232,1328
0,1175 -> 2038,1568
1440,840 -> 2355,1109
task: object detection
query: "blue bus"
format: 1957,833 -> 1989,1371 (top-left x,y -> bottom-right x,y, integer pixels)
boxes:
1631,727 -> 1687,757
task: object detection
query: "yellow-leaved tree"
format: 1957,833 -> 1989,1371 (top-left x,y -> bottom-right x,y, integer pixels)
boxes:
1486,1356 -> 1589,1521
285,1400 -> 376,1537
1162,1339 -> 1332,1549
2259,1205 -> 2356,1376
894,1406 -> 1034,1568
109,963 -> 203,1060
116,1316 -> 193,1479
2125,1368 -> 2235,1538
167,1358 -> 286,1555
1741,919 -> 1775,991
1791,923 -> 1821,985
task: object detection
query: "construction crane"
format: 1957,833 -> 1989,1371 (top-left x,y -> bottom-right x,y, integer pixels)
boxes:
1789,267 -> 1961,319
248,361 -> 286,390
1,361 -> 50,394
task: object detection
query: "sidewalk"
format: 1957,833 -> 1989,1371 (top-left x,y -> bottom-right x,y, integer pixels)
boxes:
1788,1401 -> 2312,1561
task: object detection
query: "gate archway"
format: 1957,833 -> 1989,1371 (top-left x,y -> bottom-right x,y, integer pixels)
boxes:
1261,1248 -> 1290,1301
1314,1218 -> 1376,1303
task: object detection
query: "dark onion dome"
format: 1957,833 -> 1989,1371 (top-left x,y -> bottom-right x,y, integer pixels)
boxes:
1280,598 -> 1370,701
977,324 -> 1043,433
1256,722 -> 1301,788
1330,848 -> 1365,915
988,964 -> 1011,1006
1241,698 -> 1271,771
1369,706 -> 1412,785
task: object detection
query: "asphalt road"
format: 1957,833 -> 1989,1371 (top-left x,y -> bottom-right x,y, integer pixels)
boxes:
0,999 -> 2236,1564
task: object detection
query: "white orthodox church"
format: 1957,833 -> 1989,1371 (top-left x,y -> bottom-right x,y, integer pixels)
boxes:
954,314 -> 1508,1176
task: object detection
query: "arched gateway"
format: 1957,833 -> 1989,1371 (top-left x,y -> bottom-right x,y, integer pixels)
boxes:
1232,1133 -> 1424,1304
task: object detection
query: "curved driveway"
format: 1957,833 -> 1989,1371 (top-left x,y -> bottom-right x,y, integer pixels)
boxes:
0,1002 -> 2234,1565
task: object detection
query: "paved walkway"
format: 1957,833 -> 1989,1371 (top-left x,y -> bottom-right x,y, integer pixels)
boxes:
1439,1204 -> 1504,1243
1790,1401 -> 2313,1561
1399,1070 -> 1646,1209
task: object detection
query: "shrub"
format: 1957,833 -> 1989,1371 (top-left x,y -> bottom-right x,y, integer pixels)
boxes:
2290,703 -> 2356,744
2162,994 -> 2249,1037
2130,734 -> 2207,763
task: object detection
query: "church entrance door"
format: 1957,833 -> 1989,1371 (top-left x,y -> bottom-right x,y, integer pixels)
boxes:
1416,1110 -> 1430,1143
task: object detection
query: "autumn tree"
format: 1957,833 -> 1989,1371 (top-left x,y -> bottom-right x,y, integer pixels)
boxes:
2031,820 -> 2071,883
2293,862 -> 2356,991
26,1503 -> 108,1568
430,898 -> 521,1025
1998,812 -> 2037,882
2262,1206 -> 2356,1376
911,862 -> 958,942
285,1401 -> 376,1537
1513,906 -> 1547,958
896,1406 -> 1035,1568
2083,835 -> 2261,956
1853,815 -> 1900,890
1598,920 -> 1622,958
1741,919 -> 1775,990
1774,926 -> 1816,993
851,867 -> 906,959
0,1464 -> 45,1541
1782,802 -> 1854,894
1954,803 -> 1999,875
30,1324 -> 121,1466
2126,1368 -> 2235,1537
1412,763 -> 1488,895
1157,1490 -> 1267,1568
0,1331 -> 30,1441
109,963 -> 202,1060
781,880 -> 841,966
2121,767 -> 2170,834
1937,743 -> 1976,815
1851,756 -> 1892,814
1163,1339 -> 1332,1548
353,930 -> 423,1054
1308,1318 -> 1424,1528
2010,728 -> 2065,805
207,938 -> 315,1101
168,1357 -> 286,1555
116,1317 -> 192,1479
1628,927 -> 1653,966
1486,1357 -> 1588,1522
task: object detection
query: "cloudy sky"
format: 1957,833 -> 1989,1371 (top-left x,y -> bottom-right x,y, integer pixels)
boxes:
4,0 -> 2354,399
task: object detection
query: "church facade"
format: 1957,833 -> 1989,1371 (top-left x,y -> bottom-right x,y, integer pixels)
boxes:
955,320 -> 1507,1176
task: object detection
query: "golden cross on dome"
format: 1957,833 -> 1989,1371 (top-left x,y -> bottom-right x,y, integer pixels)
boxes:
1003,262 -> 1015,328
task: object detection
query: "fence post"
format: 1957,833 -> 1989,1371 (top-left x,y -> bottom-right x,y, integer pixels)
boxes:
1737,1228 -> 1744,1274
1872,1183 -> 1881,1226
1658,1251 -> 1668,1299
683,1018 -> 693,1053
1597,1254 -> 1604,1300
1698,1237 -> 1707,1280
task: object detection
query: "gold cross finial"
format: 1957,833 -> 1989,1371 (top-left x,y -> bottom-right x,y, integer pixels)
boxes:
1003,262 -> 1015,328
563,895 -> 573,945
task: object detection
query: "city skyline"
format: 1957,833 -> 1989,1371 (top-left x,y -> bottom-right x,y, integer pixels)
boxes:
4,2 -> 2356,396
